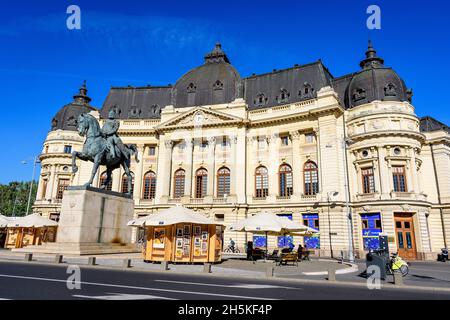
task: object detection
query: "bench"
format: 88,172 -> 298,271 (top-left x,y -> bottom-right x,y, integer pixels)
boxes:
276,252 -> 299,266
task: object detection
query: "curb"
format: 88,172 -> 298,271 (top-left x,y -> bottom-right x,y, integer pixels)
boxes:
1,256 -> 450,294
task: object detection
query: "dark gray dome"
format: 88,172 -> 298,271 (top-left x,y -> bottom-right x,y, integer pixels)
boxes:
172,43 -> 243,107
346,42 -> 413,108
51,82 -> 97,131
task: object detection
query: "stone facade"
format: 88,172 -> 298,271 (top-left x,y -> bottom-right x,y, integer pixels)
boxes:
33,43 -> 450,260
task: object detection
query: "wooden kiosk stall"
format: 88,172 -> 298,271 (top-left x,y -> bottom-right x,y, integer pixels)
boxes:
4,213 -> 58,249
129,206 -> 224,263
0,215 -> 9,248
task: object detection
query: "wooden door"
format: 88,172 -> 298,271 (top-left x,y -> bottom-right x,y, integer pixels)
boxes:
394,213 -> 417,260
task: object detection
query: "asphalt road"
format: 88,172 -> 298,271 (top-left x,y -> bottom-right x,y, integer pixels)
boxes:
0,260 -> 449,300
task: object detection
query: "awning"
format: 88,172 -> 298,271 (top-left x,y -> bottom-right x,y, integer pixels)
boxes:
7,213 -> 58,228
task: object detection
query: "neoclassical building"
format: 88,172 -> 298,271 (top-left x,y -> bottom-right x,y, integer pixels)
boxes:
33,42 -> 450,260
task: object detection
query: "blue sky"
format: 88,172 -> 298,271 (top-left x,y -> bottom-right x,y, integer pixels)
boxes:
0,0 -> 449,183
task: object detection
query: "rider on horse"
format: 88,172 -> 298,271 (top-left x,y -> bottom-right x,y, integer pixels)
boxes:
102,110 -> 125,159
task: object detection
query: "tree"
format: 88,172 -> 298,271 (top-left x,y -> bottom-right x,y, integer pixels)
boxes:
0,181 -> 37,217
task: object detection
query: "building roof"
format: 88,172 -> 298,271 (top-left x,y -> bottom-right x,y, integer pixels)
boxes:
53,42 -> 415,126
420,116 -> 450,133
51,81 -> 97,131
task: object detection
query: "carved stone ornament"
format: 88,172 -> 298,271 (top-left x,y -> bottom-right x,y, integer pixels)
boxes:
384,83 -> 397,97
128,107 -> 141,119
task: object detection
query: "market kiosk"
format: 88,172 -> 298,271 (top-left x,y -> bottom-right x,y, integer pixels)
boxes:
0,215 -> 9,248
4,213 -> 58,249
128,206 -> 224,263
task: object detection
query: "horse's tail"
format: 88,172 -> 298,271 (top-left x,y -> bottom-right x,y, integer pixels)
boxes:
128,144 -> 139,163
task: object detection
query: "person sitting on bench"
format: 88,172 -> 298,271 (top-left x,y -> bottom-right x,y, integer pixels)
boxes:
297,244 -> 304,260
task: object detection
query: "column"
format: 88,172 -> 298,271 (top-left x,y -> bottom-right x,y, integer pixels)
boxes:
267,135 -> 279,200
133,144 -> 145,203
207,137 -> 216,199
410,147 -> 420,194
155,136 -> 173,204
230,134 -> 238,197
290,130 -> 302,198
235,128 -> 247,204
184,138 -> 194,198
377,146 -> 390,199
48,165 -> 57,201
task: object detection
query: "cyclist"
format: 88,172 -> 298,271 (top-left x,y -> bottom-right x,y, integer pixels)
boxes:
229,238 -> 236,253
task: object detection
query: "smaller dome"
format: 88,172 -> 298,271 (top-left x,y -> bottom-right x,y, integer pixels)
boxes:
51,81 -> 97,131
346,41 -> 413,108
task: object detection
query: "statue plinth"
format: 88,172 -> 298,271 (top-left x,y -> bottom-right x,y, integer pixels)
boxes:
18,186 -> 138,255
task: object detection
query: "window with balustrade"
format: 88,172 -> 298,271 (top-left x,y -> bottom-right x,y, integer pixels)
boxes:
279,164 -> 293,197
99,172 -> 113,191
56,179 -> 70,200
121,172 -> 135,195
392,166 -> 407,192
217,167 -> 230,198
362,167 -> 375,194
255,166 -> 269,198
173,169 -> 186,198
142,171 -> 157,200
195,168 -> 208,198
304,161 -> 319,195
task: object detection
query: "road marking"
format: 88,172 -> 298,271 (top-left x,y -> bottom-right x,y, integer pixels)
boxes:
0,298 -> 12,300
73,293 -> 177,300
0,274 -> 276,300
155,280 -> 300,290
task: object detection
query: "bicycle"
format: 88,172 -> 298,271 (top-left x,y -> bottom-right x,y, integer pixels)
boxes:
387,252 -> 409,277
224,245 -> 240,253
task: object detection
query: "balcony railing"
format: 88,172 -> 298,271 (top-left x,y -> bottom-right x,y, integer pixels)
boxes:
276,195 -> 291,201
190,198 -> 204,204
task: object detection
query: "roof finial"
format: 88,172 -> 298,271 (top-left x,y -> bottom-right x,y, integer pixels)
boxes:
73,80 -> 91,104
204,42 -> 230,64
360,40 -> 384,69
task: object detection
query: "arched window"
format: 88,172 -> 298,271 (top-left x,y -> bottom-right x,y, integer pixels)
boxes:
279,164 -> 293,197
173,169 -> 186,198
217,167 -> 230,198
255,166 -> 269,198
142,171 -> 157,200
99,172 -> 113,191
121,172 -> 135,195
304,161 -> 319,195
195,168 -> 208,198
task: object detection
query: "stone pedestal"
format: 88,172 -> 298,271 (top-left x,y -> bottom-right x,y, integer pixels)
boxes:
16,186 -> 138,255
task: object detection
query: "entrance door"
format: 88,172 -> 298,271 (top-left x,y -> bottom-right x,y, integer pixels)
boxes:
394,213 -> 417,260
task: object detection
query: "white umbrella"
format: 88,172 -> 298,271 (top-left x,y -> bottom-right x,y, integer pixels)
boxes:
0,215 -> 10,228
228,212 -> 309,256
7,213 -> 58,228
292,226 -> 320,236
127,205 -> 224,227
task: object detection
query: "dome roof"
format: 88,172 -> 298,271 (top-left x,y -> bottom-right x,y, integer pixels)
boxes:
172,43 -> 243,107
346,41 -> 413,108
51,81 -> 97,131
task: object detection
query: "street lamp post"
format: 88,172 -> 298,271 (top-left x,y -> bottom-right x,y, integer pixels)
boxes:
342,138 -> 355,263
23,156 -> 40,216
327,191 -> 339,259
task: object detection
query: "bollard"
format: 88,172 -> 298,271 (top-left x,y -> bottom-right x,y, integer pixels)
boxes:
393,272 -> 404,286
24,253 -> 33,262
55,254 -> 63,264
123,259 -> 132,268
327,269 -> 336,281
266,266 -> 274,278
203,263 -> 212,274
161,261 -> 170,271
88,257 -> 96,266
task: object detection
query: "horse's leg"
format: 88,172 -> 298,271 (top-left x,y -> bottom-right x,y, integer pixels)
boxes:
84,153 -> 102,188
102,167 -> 113,190
72,151 -> 80,174
121,160 -> 133,196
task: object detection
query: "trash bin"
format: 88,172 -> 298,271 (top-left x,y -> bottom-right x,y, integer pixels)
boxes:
366,236 -> 390,280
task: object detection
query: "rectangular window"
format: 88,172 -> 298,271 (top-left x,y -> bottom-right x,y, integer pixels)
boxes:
148,146 -> 156,156
221,136 -> 228,148
200,140 -> 208,150
64,145 -> 72,154
281,136 -> 289,146
392,166 -> 407,192
361,213 -> 382,250
362,167 -> 375,194
56,179 -> 70,200
305,133 -> 315,144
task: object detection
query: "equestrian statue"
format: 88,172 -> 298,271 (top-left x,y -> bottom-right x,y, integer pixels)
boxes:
72,110 -> 139,195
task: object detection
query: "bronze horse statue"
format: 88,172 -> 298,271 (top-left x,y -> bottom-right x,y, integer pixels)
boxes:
72,113 -> 139,195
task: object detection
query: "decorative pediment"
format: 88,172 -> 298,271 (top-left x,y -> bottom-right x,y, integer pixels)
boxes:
156,107 -> 243,131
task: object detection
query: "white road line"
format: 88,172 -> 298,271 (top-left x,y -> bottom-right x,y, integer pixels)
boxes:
73,293 -> 177,300
155,280 -> 300,290
0,298 -> 12,300
0,274 -> 276,300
